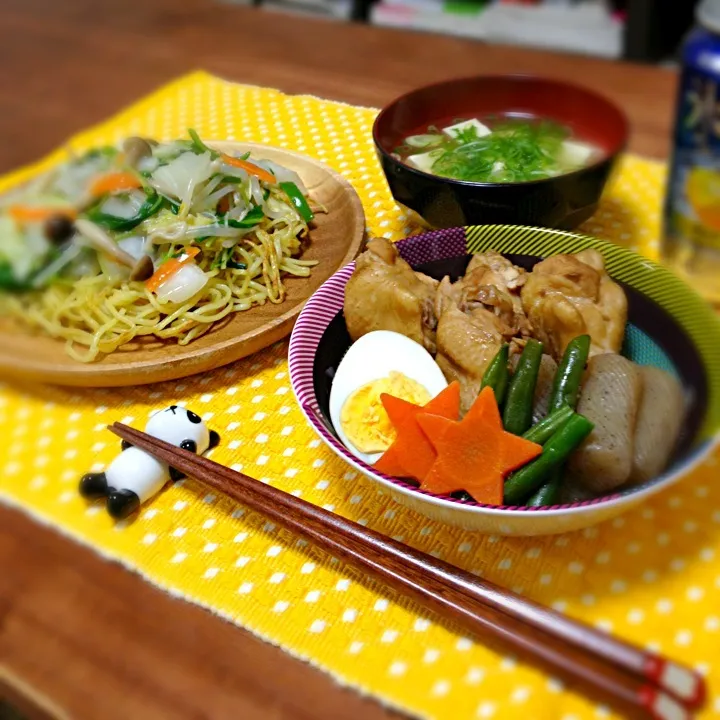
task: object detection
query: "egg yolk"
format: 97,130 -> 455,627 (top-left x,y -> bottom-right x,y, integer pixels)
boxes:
340,371 -> 431,454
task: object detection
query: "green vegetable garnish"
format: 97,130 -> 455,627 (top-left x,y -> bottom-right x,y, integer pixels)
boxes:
400,119 -> 576,183
188,128 -> 218,158
280,181 -> 314,223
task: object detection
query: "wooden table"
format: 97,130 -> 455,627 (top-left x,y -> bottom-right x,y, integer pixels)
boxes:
0,2 -> 678,718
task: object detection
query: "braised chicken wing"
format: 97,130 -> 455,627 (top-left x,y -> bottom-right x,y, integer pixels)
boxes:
520,249 -> 627,361
344,238 -> 438,353
435,304 -> 506,415
434,252 -> 529,414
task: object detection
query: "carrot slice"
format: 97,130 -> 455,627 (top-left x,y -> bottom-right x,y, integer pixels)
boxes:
418,386 -> 542,504
145,247 -> 199,292
221,154 -> 276,184
8,205 -> 77,223
89,171 -> 142,197
373,382 -> 460,480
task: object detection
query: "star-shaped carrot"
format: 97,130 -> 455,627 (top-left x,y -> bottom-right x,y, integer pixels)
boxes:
373,382 -> 460,480
417,386 -> 542,504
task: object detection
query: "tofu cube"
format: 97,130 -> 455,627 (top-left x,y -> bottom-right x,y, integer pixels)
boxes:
406,149 -> 444,173
560,140 -> 595,168
442,119 -> 492,139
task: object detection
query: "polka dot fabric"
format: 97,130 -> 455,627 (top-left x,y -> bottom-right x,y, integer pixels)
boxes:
0,71 -> 719,720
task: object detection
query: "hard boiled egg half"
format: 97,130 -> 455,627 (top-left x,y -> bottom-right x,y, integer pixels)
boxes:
329,331 -> 448,465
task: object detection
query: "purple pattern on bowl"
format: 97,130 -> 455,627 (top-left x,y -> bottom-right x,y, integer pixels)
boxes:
395,227 -> 468,266
289,230 -> 624,513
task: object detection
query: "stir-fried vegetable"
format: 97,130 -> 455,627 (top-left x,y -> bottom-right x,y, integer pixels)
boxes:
146,246 -> 200,292
280,181 -> 314,223
86,189 -> 163,232
222,154 -> 276,184
0,129 -> 319,362
89,172 -> 143,198
9,205 -> 77,223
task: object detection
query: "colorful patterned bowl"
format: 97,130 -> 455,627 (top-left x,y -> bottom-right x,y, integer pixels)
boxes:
289,226 -> 720,536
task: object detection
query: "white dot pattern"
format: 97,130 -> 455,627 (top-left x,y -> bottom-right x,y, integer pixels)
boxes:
0,73 -> 718,720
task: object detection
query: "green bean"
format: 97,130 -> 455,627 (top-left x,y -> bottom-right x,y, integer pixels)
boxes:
503,414 -> 594,505
548,334 -> 591,413
532,335 -> 591,505
522,405 -> 574,445
480,344 -> 510,406
502,339 -> 543,436
526,475 -> 563,506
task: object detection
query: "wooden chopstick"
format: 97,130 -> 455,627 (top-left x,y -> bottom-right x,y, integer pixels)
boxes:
109,423 -> 704,718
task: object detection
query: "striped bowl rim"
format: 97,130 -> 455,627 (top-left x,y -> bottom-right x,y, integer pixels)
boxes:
289,226 -> 720,515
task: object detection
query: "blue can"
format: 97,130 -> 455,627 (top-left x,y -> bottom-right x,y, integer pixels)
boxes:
663,0 -> 720,303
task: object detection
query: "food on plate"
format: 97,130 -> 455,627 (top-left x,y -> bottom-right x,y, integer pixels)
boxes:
334,247 -> 687,506
503,413 -> 595,505
328,330 -> 448,465
394,117 -> 600,183
433,252 -> 530,415
418,387 -> 542,503
0,130 -> 318,361
374,382 -> 460,481
435,303 -> 506,415
480,343 -> 510,405
630,366 -> 685,484
525,335 -> 591,506
78,405 -> 220,519
521,250 -> 627,361
341,372 -> 431,454
530,353 -> 559,424
568,353 -> 642,493
502,339 -> 544,436
344,238 -> 438,353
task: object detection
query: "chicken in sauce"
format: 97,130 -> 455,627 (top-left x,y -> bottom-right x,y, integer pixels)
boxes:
434,252 -> 530,414
521,249 -> 627,361
344,238 -> 438,353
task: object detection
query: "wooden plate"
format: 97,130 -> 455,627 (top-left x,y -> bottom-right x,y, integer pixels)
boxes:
0,142 -> 366,387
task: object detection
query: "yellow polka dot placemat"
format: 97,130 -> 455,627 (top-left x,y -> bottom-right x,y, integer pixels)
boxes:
1,71 -> 719,720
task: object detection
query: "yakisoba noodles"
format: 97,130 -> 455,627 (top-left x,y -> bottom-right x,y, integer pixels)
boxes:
0,130 -> 320,362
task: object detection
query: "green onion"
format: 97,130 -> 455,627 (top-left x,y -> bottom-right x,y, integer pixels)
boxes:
412,119 -> 570,184
188,128 -> 218,158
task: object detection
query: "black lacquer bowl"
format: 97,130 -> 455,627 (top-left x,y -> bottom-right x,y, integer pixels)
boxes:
373,76 -> 628,230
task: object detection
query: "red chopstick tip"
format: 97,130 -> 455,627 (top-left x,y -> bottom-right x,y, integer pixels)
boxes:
645,656 -> 706,708
640,686 -> 689,720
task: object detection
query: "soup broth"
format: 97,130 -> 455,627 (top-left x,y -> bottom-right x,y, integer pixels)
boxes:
395,116 -> 600,184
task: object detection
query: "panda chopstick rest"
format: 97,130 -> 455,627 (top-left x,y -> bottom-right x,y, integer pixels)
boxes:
79,406 -> 220,519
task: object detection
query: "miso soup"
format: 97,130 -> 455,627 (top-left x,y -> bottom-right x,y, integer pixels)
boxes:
394,116 -> 600,184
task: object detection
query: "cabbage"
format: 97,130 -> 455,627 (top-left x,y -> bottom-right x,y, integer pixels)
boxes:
100,190 -> 146,220
149,151 -> 213,212
0,217 -> 50,281
155,263 -> 208,304
257,160 -> 307,195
